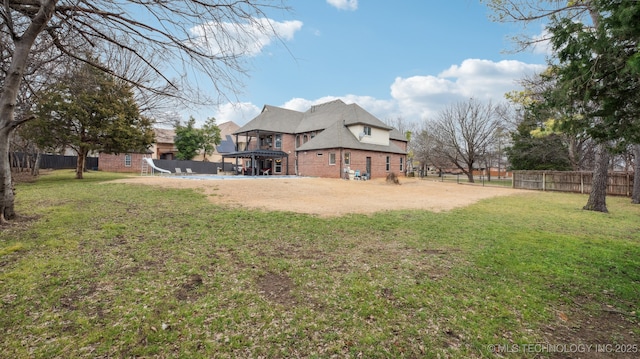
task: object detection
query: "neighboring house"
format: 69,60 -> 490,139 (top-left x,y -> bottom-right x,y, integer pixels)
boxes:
225,100 -> 407,179
99,151 -> 152,173
151,128 -> 178,160
99,121 -> 241,173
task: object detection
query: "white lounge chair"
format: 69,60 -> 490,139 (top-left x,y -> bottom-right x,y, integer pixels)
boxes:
175,168 -> 183,175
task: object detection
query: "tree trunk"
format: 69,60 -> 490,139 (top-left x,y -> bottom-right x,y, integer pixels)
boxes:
632,144 -> 640,204
76,150 -> 86,179
32,151 -> 41,177
465,161 -> 475,183
583,143 -> 610,213
466,172 -> 475,183
0,0 -> 57,221
0,126 -> 16,222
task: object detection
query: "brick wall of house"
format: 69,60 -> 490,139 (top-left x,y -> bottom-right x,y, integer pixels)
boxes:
297,149 -> 406,179
295,149 -> 343,178
391,139 -> 408,152
281,134 -> 296,175
99,153 -> 146,173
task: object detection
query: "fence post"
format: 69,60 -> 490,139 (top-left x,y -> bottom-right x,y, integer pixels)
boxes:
542,172 -> 546,191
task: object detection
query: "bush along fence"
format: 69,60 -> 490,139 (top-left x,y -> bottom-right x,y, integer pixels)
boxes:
513,170 -> 635,197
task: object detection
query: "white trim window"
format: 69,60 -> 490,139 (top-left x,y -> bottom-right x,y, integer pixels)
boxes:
363,126 -> 371,136
329,153 -> 336,165
125,154 -> 132,167
275,134 -> 282,149
344,152 -> 351,165
400,157 -> 404,172
386,156 -> 390,171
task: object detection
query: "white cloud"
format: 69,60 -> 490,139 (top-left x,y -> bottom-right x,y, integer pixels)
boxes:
189,18 -> 303,57
212,102 -> 261,126
212,58 -> 545,127
531,26 -> 553,55
391,59 -> 546,120
327,0 -> 358,11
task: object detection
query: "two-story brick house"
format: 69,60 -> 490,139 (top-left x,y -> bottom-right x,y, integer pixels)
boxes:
224,100 -> 407,179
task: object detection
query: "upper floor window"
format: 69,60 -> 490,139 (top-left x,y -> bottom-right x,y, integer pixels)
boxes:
363,126 -> 371,136
275,134 -> 282,149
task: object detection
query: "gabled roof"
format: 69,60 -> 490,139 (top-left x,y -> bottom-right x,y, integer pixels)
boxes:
234,105 -> 303,134
234,100 -> 395,136
216,135 -> 237,153
234,99 -> 407,154
154,128 -> 175,143
218,121 -> 240,137
297,121 -> 406,154
296,100 -> 392,133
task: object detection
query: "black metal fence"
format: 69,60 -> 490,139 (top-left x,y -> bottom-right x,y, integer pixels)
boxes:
10,152 -> 98,170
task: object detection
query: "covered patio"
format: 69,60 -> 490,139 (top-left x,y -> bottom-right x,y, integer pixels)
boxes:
221,149 -> 289,176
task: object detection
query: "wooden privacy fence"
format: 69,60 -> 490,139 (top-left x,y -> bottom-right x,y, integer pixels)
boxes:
513,171 -> 635,197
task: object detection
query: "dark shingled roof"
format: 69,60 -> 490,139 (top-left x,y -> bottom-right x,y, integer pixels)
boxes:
234,99 -> 407,154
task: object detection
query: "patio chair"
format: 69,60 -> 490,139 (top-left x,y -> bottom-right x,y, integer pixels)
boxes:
175,168 -> 183,175
261,168 -> 271,176
354,170 -> 361,180
186,168 -> 195,175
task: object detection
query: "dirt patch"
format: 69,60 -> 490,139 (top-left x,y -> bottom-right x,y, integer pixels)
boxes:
256,272 -> 296,306
175,274 -> 204,301
109,176 -> 526,217
543,303 -> 639,359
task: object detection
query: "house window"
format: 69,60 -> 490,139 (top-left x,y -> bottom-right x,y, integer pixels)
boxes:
400,157 -> 404,172
363,126 -> 371,136
275,159 -> 282,173
125,154 -> 132,167
303,134 -> 308,143
262,136 -> 272,147
275,134 -> 282,149
329,153 -> 336,165
316,153 -> 323,157
344,152 -> 350,165
386,156 -> 390,171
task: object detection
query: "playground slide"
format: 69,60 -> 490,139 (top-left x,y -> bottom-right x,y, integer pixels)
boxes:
144,158 -> 171,174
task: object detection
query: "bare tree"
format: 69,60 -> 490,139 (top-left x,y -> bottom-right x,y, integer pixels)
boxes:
481,0 -> 594,52
0,0 -> 289,222
427,99 -> 503,183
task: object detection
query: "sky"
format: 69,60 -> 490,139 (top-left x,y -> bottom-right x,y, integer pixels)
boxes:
182,0 -> 550,128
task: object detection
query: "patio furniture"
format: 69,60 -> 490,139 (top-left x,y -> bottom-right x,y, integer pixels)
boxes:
186,168 -> 195,175
175,168 -> 183,175
261,168 -> 271,175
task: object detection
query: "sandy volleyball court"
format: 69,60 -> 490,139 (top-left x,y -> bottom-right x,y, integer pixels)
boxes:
110,176 -> 526,217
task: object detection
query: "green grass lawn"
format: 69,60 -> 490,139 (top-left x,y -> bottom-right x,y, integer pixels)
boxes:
1,170 -> 639,358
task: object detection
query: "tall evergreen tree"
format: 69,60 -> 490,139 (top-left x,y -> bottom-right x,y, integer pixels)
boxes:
31,63 -> 154,179
545,0 -> 640,212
